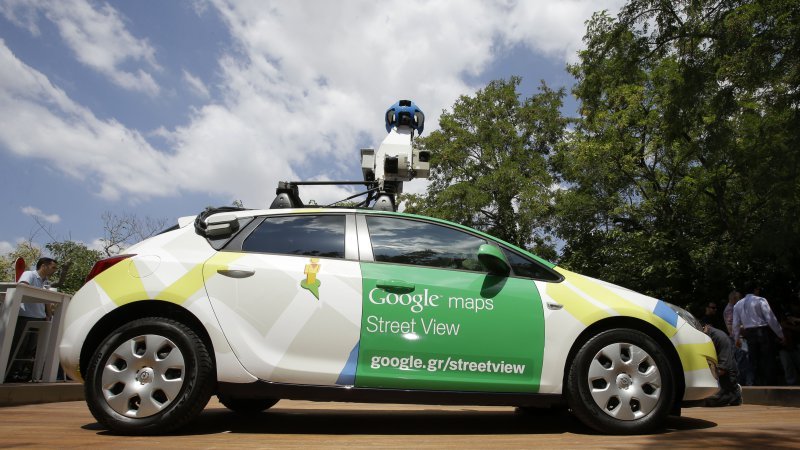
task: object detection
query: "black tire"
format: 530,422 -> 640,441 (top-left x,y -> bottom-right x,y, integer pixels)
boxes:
566,329 -> 675,434
84,317 -> 215,435
217,394 -> 279,414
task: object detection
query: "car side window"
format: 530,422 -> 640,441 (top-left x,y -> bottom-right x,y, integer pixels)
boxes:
366,216 -> 487,272
502,247 -> 562,281
242,215 -> 345,258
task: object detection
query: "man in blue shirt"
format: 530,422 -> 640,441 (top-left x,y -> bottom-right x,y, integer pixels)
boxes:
7,257 -> 58,381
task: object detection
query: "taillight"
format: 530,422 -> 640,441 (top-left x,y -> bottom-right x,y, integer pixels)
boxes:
85,254 -> 136,283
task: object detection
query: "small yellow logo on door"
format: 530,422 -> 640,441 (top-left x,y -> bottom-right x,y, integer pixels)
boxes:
300,257 -> 321,300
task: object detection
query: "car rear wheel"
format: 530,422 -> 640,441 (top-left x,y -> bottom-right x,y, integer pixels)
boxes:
218,394 -> 279,413
566,328 -> 674,434
84,317 -> 215,435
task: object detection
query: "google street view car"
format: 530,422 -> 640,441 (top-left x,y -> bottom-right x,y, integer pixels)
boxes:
59,101 -> 718,435
59,206 -> 718,434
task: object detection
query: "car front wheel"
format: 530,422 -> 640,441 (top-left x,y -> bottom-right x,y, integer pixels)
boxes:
566,328 -> 675,434
84,317 -> 215,435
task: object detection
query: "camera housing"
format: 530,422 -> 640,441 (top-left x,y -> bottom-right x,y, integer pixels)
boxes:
361,100 -> 429,195
272,100 -> 429,212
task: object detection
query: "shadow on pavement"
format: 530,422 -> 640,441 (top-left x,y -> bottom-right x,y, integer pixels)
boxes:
84,406 -> 718,437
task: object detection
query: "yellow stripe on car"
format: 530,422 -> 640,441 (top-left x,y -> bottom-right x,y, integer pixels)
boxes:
676,341 -> 717,371
545,281 -> 613,326
94,259 -> 148,306
95,252 -> 246,306
554,268 -> 678,338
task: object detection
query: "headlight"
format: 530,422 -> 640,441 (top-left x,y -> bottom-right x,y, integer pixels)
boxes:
666,302 -> 703,331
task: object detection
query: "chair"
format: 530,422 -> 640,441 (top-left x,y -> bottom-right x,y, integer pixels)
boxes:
14,257 -> 26,282
4,320 -> 52,382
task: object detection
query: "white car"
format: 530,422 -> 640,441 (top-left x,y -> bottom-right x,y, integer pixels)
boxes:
59,207 -> 719,435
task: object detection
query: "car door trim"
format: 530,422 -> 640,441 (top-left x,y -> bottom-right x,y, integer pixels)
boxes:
355,213 -> 374,262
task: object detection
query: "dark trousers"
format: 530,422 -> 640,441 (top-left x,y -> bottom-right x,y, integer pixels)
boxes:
734,344 -> 754,386
743,326 -> 778,386
705,368 -> 741,406
719,370 -> 739,397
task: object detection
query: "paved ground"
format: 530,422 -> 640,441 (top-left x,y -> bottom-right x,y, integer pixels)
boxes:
1,398 -> 798,449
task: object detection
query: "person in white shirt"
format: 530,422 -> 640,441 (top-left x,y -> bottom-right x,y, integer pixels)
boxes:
724,289 -> 741,336
6,257 -> 58,381
732,283 -> 784,385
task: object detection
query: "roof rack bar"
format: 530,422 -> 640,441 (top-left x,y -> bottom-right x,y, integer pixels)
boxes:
325,187 -> 380,207
289,181 -> 376,186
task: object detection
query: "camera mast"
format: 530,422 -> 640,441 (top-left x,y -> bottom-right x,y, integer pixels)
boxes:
270,100 -> 429,212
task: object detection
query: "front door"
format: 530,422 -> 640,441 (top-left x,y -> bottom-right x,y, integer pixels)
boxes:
203,213 -> 362,386
354,215 -> 545,393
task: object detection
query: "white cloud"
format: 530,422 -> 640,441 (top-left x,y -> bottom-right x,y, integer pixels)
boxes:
87,238 -> 108,253
504,0 -> 627,63
0,241 -> 13,255
183,69 -> 210,98
159,0 -> 510,206
21,206 -> 61,224
0,0 -> 161,95
0,0 -> 41,34
0,40 -> 172,200
0,0 -> 624,209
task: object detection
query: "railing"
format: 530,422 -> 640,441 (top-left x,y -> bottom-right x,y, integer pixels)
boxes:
0,282 -> 72,383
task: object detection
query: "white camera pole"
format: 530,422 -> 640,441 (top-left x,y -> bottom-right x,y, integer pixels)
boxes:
271,100 -> 429,212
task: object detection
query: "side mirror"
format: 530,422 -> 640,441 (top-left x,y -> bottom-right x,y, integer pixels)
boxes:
477,244 -> 510,276
203,213 -> 240,237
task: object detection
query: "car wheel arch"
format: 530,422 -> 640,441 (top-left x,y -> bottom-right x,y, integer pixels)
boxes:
79,300 -> 216,380
561,316 -> 685,413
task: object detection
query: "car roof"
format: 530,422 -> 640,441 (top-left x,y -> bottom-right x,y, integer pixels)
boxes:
202,207 -> 557,269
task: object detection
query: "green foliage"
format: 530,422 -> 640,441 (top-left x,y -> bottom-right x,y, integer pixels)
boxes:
555,0 -> 800,307
1,240 -> 101,294
404,77 -> 566,259
0,240 -> 41,282
44,241 -> 104,294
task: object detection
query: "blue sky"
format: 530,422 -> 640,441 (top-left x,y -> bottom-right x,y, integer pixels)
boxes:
0,0 -> 623,256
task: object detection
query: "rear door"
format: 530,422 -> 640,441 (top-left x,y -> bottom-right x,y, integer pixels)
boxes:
354,214 -> 545,393
203,213 -> 362,386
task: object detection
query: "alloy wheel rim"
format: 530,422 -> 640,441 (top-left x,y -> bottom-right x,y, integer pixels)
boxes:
100,334 -> 186,418
587,342 -> 662,420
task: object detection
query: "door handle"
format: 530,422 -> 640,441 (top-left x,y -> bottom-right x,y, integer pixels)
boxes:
218,269 -> 255,279
376,279 -> 415,292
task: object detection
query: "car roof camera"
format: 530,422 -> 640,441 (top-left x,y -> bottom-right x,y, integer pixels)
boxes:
270,100 -> 429,212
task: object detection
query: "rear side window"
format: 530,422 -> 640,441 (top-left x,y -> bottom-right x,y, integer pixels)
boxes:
242,215 -> 345,258
366,216 -> 486,272
502,248 -> 562,281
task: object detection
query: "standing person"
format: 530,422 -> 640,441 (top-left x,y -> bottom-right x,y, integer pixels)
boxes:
701,301 -> 726,331
732,283 -> 785,385
724,289 -> 741,336
724,288 -> 754,385
703,324 -> 742,406
6,257 -> 58,381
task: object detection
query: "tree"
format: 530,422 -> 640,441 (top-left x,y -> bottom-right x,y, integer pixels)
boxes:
44,241 -> 103,294
403,77 -> 566,259
1,239 -> 101,294
555,0 -> 800,307
100,211 -> 169,256
0,240 -> 41,282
